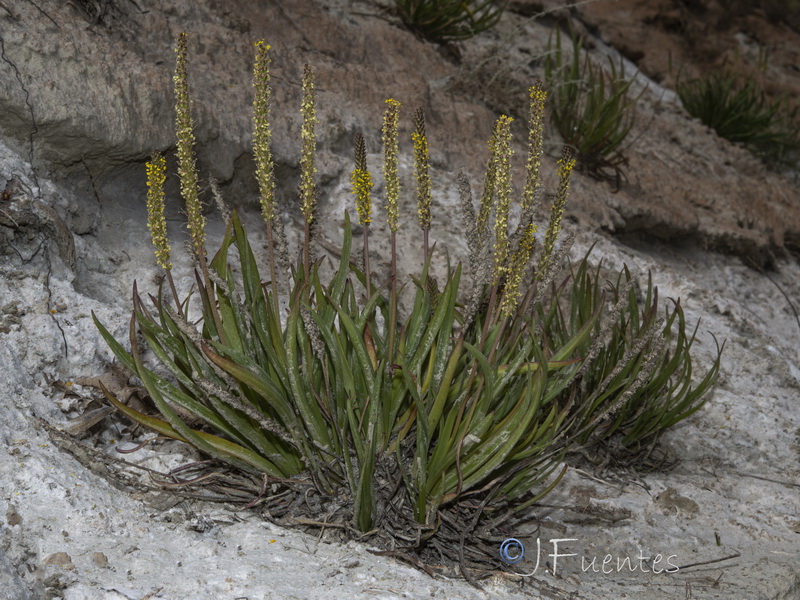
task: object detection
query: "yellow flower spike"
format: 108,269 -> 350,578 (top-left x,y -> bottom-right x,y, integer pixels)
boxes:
382,98 -> 401,233
381,98 -> 402,367
412,108 -> 432,233
253,40 -> 275,224
146,152 -> 171,271
351,133 -> 373,226
299,64 -> 317,224
522,81 -> 547,212
538,147 -> 575,279
501,222 -> 537,317
173,32 -> 205,255
252,40 -> 284,310
173,33 -> 224,339
351,132 -> 375,294
491,115 -> 514,284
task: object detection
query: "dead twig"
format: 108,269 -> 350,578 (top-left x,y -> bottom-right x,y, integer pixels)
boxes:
674,553 -> 741,571
736,472 -> 800,489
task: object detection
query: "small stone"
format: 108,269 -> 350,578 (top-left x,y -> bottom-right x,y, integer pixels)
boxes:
43,552 -> 73,567
91,552 -> 109,567
6,506 -> 22,527
655,488 -> 700,517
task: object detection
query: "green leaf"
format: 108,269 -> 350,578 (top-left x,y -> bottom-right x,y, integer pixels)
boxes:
99,382 -> 282,475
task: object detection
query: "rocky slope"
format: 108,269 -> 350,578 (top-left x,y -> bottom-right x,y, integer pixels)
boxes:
0,1 -> 798,598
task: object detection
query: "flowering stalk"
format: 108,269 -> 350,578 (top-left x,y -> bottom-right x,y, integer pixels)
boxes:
351,133 -> 374,292
174,33 -> 204,256
253,40 -> 281,316
300,63 -> 317,277
382,99 -> 401,234
382,98 -> 401,363
476,136 -> 495,252
491,115 -> 514,286
497,83 -> 547,318
475,115 -> 514,345
254,41 -> 275,224
522,81 -> 546,216
146,152 -> 171,271
146,152 -> 180,311
412,107 -> 432,262
501,222 -> 536,317
174,32 -> 224,341
538,147 -> 575,279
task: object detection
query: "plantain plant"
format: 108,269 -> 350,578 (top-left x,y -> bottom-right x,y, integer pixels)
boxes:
394,0 -> 506,43
545,27 -> 644,185
93,34 -> 721,575
676,67 -> 800,168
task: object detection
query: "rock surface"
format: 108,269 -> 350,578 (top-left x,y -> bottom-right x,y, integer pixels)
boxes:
1,0 -> 799,260
0,1 -> 799,599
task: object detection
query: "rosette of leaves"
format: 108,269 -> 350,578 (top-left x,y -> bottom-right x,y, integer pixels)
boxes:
676,69 -> 800,168
395,0 -> 505,43
93,35 -> 721,577
545,28 -> 644,185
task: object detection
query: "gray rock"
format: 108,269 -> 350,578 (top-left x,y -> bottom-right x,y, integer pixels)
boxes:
0,549 -> 34,600
1,0 -> 796,263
